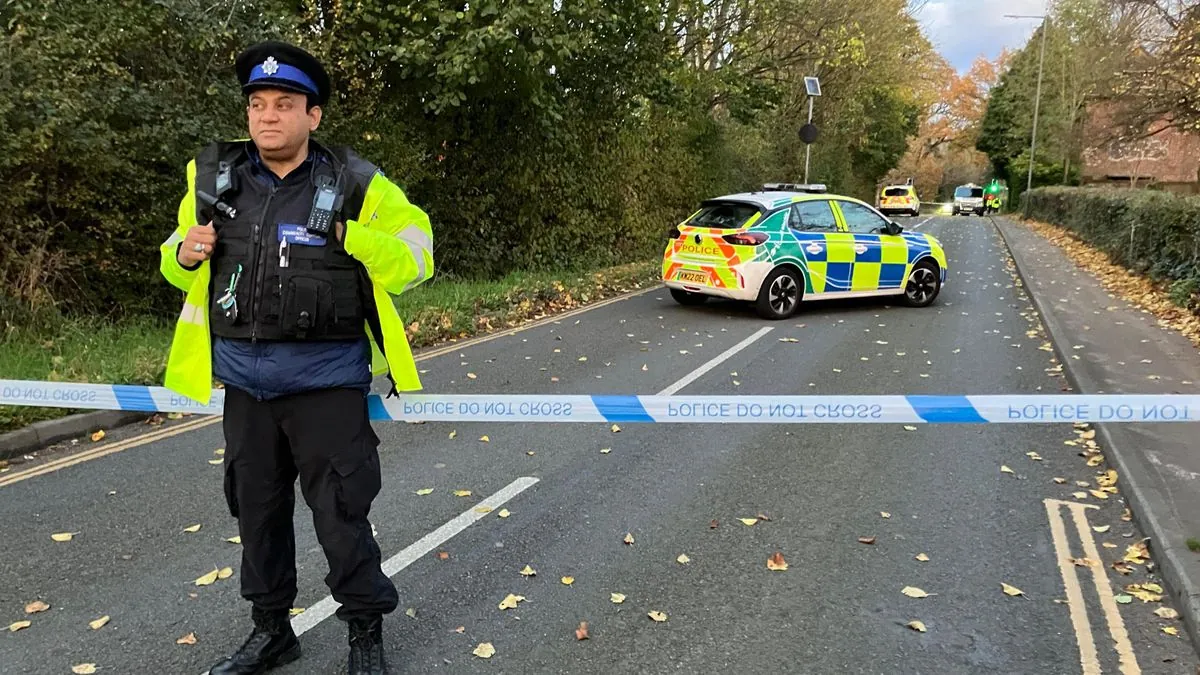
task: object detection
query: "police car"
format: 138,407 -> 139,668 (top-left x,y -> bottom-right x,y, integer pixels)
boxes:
662,184 -> 948,319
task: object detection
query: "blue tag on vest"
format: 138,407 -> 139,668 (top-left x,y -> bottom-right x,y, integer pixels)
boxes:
277,223 -> 327,246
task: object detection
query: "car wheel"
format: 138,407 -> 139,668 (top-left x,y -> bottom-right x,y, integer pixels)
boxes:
670,288 -> 708,306
755,267 -> 803,319
903,260 -> 941,308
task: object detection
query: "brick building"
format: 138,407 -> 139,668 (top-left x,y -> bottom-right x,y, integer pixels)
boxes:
1080,103 -> 1200,194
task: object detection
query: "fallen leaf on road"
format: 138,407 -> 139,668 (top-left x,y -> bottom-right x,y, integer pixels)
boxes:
437,552 -> 450,560
1127,584 -> 1163,602
1070,558 -> 1097,567
623,533 -> 635,545
72,664 -> 97,674
479,436 -> 490,443
610,593 -> 626,604
214,448 -> 224,455
1103,542 -> 1118,549
611,424 -> 621,433
1122,508 -> 1132,522
520,565 -> 536,577
88,616 -> 110,630
779,337 -> 800,343
1155,607 -> 1180,619
473,642 -> 496,658
1053,478 -> 1067,484
915,553 -> 930,562
600,448 -> 611,454
217,567 -> 233,580
498,509 -> 511,518
1026,452 -> 1043,461
9,621 -> 31,632
903,426 -> 917,432
183,524 -> 201,533
195,569 -> 219,586
739,518 -> 758,526
289,608 -> 305,616
453,490 -> 472,497
1124,542 -> 1150,564
51,532 -> 75,542
1073,492 -> 1089,500
767,552 -> 788,571
449,431 -> 457,440
1097,470 -> 1118,487
648,611 -> 668,622
226,536 -> 241,544
167,412 -> 183,420
561,576 -> 575,586
498,594 -> 525,610
902,587 -> 932,599
1112,562 -> 1134,575
1090,490 -> 1109,500
1115,594 -> 1132,604
415,488 -> 434,496
467,373 -> 477,379
208,459 -> 224,465
575,621 -> 589,640
641,364 -> 648,371
405,608 -> 417,619
526,451 -> 535,456
453,626 -> 465,633
858,536 -> 876,545
756,513 -> 771,521
25,600 -> 49,614
1093,525 -> 1110,533
676,554 -> 691,564
1001,465 -> 1015,475
1001,583 -> 1024,597
1163,626 -> 1179,636
905,620 -> 927,633
91,430 -> 105,442
1081,430 -> 1096,440
881,512 -> 891,519
474,506 -> 493,514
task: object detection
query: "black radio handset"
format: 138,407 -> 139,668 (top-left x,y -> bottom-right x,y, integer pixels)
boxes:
307,172 -> 341,237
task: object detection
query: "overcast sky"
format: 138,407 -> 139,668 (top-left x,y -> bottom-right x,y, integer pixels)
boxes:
913,0 -> 1051,71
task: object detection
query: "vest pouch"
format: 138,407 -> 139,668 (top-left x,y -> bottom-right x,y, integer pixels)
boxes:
209,260 -> 251,331
280,271 -> 335,339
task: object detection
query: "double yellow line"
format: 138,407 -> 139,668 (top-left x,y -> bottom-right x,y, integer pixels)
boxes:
0,415 -> 221,488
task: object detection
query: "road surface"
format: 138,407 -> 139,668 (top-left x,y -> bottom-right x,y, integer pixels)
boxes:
1,215 -> 1195,674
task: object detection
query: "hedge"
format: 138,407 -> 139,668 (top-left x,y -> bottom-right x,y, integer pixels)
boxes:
1021,186 -> 1200,306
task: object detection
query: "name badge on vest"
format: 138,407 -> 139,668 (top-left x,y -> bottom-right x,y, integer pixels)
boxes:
277,223 -> 327,246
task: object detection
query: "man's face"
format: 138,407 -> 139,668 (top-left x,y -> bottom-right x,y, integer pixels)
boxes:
247,89 -> 321,154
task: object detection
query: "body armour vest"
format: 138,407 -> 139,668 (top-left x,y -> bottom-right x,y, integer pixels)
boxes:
193,140 -> 381,343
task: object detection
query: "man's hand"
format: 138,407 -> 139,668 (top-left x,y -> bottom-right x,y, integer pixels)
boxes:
335,221 -> 345,243
177,222 -> 216,267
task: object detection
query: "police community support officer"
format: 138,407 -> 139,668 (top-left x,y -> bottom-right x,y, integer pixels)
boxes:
158,41 -> 434,674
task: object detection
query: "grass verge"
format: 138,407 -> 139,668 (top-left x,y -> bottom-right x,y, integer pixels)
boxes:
1,260 -> 660,434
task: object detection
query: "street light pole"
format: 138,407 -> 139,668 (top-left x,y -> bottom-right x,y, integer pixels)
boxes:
804,97 -> 814,183
1006,14 -> 1049,193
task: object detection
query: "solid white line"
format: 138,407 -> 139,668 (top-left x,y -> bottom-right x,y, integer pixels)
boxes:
290,476 -> 540,636
657,327 -> 774,396
909,217 -> 933,230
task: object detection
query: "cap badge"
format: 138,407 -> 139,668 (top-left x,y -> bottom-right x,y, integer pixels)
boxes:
261,56 -> 279,75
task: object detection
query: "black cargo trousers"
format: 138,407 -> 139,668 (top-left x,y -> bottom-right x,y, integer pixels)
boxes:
221,386 -> 398,621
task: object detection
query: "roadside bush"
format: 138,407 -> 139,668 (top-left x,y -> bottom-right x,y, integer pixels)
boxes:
1021,187 -> 1200,308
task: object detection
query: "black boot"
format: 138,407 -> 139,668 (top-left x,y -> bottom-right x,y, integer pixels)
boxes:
347,617 -> 388,674
209,607 -> 301,675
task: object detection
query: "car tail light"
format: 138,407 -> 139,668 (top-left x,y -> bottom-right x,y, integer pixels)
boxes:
668,226 -> 681,239
722,232 -> 768,246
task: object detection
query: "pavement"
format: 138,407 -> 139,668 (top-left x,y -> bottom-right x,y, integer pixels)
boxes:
1,215 -> 1197,674
997,216 -> 1200,653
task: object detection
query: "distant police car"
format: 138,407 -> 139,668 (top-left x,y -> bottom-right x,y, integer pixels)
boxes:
662,184 -> 948,319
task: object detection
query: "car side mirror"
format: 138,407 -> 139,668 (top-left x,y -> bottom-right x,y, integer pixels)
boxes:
885,221 -> 903,236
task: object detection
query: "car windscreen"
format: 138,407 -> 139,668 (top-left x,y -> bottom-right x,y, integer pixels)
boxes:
689,202 -> 761,229
955,187 -> 984,198
883,187 -> 910,197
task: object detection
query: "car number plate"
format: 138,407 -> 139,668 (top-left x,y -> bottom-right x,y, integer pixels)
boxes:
676,270 -> 707,284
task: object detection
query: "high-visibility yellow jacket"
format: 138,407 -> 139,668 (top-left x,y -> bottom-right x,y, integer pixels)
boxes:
158,150 -> 434,405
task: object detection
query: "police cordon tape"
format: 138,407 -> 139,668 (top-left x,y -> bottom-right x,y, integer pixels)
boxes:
2,379 -> 1199,424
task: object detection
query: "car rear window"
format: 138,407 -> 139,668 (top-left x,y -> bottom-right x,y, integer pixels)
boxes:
689,202 -> 760,229
883,187 -> 910,197
955,187 -> 984,198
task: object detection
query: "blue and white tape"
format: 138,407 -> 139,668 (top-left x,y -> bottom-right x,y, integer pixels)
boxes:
2,380 -> 1197,424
